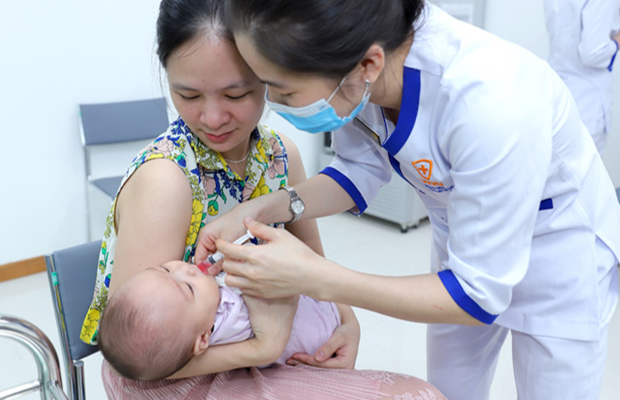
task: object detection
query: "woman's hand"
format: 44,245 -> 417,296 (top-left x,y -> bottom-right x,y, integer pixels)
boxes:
243,293 -> 299,363
194,202 -> 251,268
218,218 -> 327,299
286,305 -> 360,369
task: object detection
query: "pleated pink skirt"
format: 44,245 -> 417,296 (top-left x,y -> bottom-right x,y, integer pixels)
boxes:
102,360 -> 446,400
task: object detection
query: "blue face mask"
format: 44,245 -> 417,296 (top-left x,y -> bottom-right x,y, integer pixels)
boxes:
265,77 -> 370,134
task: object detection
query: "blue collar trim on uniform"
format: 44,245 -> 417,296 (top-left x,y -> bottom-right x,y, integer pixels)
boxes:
382,67 -> 422,156
609,40 -> 619,72
388,155 -> 405,182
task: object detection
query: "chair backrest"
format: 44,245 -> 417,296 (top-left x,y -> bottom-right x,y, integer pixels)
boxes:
79,98 -> 169,241
79,97 -> 169,146
45,240 -> 102,399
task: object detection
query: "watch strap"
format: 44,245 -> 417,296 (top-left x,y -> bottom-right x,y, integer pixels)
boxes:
278,186 -> 303,224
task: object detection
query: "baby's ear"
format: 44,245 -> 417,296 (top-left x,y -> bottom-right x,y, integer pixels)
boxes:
192,331 -> 210,356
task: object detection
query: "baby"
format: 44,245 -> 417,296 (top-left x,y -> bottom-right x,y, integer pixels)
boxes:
98,260 -> 341,381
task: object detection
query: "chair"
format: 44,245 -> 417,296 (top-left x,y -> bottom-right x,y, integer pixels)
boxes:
0,315 -> 68,400
80,98 -> 169,240
44,240 -> 102,400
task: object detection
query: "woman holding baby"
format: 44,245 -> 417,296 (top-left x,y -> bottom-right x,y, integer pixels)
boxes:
80,0 -> 445,398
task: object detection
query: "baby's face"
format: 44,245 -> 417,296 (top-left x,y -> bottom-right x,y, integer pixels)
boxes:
135,261 -> 221,335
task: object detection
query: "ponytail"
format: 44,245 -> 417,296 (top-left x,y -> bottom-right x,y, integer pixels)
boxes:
403,0 -> 424,29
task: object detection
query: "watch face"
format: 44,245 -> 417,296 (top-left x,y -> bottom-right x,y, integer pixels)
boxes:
291,199 -> 305,214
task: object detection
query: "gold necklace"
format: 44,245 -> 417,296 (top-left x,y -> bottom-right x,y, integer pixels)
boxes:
223,149 -> 250,164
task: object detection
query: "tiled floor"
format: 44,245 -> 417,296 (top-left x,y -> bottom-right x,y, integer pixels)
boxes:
1,213 -> 618,399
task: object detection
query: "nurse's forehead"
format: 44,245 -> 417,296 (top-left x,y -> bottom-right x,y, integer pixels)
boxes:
235,33 -> 294,87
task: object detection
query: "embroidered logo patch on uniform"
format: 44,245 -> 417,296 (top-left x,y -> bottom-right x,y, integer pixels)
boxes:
413,159 -> 433,180
412,159 -> 454,193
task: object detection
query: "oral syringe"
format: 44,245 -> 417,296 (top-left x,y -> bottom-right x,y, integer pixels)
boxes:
204,230 -> 255,266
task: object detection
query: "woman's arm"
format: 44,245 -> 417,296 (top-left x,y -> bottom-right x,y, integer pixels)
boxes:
108,159 -> 193,295
109,159 -> 297,376
287,303 -> 360,369
195,173 -> 354,265
170,294 -> 298,378
277,134 -> 361,369
218,220 -> 482,326
278,133 -> 324,255
579,0 -> 620,69
195,130 -> 349,267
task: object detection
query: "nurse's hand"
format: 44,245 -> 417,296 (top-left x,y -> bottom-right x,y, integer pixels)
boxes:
218,218 -> 324,299
243,293 -> 299,362
286,305 -> 360,369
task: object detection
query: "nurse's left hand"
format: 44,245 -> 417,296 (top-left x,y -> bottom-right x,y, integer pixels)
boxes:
217,218 -> 324,299
286,305 -> 360,369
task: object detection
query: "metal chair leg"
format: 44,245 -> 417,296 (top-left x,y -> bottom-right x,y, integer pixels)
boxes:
68,361 -> 87,400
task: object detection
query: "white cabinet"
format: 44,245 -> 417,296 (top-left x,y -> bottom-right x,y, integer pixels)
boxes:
318,150 -> 428,232
428,0 -> 486,27
364,169 -> 428,232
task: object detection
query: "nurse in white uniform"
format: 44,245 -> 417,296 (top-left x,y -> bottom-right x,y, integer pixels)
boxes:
196,1 -> 620,399
544,0 -> 620,154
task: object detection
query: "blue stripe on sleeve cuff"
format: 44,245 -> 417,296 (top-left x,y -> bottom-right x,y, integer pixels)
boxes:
609,40 -> 619,72
320,167 -> 368,214
438,270 -> 498,325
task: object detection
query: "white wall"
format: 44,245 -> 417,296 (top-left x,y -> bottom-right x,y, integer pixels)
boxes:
0,1 -> 163,264
608,69 -> 620,186
484,0 -> 620,186
0,0 -> 323,265
2,1 -> 619,264
484,0 -> 549,59
261,112 -> 324,178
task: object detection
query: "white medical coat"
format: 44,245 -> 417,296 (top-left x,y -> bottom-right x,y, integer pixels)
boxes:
322,4 -> 620,341
544,0 -> 620,152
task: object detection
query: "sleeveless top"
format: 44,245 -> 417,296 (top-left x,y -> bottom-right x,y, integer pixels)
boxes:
80,117 -> 288,345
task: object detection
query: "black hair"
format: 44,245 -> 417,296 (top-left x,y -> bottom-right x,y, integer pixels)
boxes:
227,0 -> 425,78
156,0 -> 233,68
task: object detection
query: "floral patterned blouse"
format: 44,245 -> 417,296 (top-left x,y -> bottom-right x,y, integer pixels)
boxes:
80,117 -> 288,345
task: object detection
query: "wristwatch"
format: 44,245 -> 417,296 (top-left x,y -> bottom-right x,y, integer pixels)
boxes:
278,186 -> 305,224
